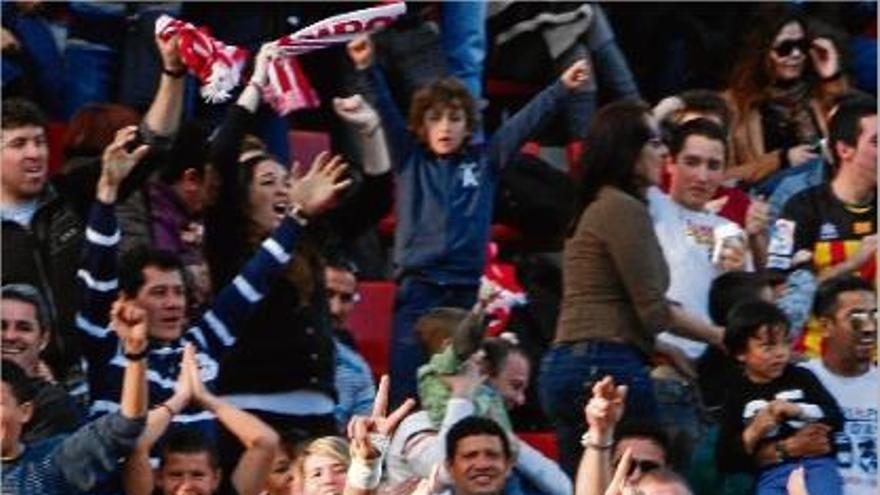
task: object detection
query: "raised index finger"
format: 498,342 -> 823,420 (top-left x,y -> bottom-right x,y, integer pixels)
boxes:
372,375 -> 389,418
606,447 -> 632,495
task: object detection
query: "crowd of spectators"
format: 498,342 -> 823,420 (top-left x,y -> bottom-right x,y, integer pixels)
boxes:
1,2 -> 877,495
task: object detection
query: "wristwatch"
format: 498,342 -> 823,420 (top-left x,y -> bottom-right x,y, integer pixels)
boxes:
774,440 -> 789,462
124,348 -> 149,361
288,203 -> 310,226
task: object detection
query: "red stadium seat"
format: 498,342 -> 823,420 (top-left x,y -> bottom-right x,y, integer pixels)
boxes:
346,281 -> 396,379
517,431 -> 560,461
289,130 -> 331,168
46,121 -> 68,175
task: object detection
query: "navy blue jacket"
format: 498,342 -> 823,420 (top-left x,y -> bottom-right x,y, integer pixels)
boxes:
366,67 -> 568,285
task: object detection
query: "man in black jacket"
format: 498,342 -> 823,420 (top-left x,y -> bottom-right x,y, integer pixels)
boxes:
1,98 -> 83,378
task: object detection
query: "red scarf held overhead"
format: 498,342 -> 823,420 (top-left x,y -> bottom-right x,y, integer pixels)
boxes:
155,15 -> 249,104
155,2 -> 405,114
267,1 -> 407,115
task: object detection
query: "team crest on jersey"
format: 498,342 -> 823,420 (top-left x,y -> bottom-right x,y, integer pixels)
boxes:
460,162 -> 479,187
819,222 -> 840,240
853,221 -> 873,236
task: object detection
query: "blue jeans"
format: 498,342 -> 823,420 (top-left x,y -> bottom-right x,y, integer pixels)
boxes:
389,277 -> 476,407
654,376 -> 705,471
756,456 -> 842,495
441,1 -> 487,99
539,341 -> 658,477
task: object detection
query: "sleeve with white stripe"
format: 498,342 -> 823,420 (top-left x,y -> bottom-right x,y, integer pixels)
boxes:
75,201 -> 122,363
189,216 -> 302,356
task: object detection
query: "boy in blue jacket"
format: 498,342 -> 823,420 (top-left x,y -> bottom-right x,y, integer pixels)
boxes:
337,35 -> 590,404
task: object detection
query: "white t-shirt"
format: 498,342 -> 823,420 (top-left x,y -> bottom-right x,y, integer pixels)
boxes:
800,360 -> 878,495
648,187 -> 739,358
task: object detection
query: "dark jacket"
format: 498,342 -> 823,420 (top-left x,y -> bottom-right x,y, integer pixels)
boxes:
363,66 -> 568,285
22,379 -> 84,443
207,105 -> 389,399
2,140 -> 159,376
2,186 -> 83,372
717,364 -> 844,474
1,412 -> 144,495
77,201 -> 305,435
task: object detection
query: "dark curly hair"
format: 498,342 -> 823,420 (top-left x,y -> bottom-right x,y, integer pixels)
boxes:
408,77 -> 478,148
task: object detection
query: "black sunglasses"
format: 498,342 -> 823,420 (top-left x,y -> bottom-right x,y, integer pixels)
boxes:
773,38 -> 810,58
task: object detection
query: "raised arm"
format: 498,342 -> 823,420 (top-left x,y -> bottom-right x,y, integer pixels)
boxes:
192,153 -> 353,356
208,42 -> 275,188
123,346 -> 194,495
333,94 -> 391,177
488,59 -> 590,170
76,128 -> 150,362
451,282 -> 498,359
575,377 -> 626,495
329,94 -> 395,238
112,299 -> 150,419
347,36 -> 414,169
185,344 -> 278,495
346,376 -> 416,495
142,32 -> 186,140
55,298 -> 149,493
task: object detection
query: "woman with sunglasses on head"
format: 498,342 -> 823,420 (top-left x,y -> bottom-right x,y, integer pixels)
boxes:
724,4 -> 850,187
538,99 -> 725,477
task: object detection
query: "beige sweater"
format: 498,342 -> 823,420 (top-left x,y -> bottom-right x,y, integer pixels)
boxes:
723,76 -> 849,185
555,186 -> 671,354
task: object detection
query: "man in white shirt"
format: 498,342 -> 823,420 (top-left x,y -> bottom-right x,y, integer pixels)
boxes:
800,275 -> 877,495
647,118 -> 767,470
649,118 -> 757,360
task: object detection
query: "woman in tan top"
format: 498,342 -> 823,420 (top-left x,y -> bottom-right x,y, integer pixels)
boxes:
538,100 -> 724,476
724,5 -> 849,186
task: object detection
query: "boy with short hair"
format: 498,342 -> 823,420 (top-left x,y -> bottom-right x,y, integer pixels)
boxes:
717,300 -> 844,495
338,35 -> 590,404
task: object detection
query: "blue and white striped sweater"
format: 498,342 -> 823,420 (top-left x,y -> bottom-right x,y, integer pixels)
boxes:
75,201 -> 301,433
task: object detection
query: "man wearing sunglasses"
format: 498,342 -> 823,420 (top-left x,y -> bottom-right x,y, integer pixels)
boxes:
801,275 -> 877,495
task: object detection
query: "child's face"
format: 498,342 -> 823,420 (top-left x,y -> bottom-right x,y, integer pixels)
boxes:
737,324 -> 791,383
422,103 -> 469,156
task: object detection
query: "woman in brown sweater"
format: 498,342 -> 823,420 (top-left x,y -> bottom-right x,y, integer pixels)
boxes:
538,100 -> 724,476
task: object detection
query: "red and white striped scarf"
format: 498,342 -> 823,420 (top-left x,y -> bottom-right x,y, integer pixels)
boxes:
155,15 -> 249,104
263,1 -> 407,115
155,2 -> 405,113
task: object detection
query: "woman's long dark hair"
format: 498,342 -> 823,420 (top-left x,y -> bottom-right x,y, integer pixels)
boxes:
727,5 -> 814,116
205,153 -> 268,290
572,99 -> 652,233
